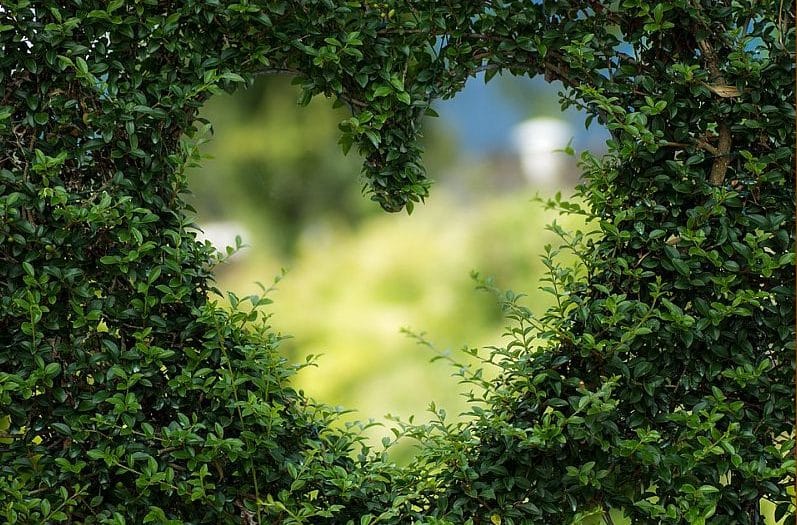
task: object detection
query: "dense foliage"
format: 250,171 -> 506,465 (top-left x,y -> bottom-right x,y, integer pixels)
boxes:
1,1 -> 793,524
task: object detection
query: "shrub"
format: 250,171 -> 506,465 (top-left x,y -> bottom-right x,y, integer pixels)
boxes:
0,1 -> 793,524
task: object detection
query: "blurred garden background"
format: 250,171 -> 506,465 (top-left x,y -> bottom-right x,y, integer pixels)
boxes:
186,74 -> 608,455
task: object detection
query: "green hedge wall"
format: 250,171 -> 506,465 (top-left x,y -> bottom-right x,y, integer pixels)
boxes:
1,1 -> 793,524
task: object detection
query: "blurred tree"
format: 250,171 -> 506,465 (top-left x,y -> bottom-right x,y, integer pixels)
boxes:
189,76 -> 458,255
188,76 -> 371,253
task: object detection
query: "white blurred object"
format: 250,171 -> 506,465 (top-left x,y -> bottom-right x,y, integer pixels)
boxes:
194,221 -> 250,261
512,118 -> 572,186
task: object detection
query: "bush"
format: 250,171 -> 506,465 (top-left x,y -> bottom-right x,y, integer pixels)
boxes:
1,1 -> 793,524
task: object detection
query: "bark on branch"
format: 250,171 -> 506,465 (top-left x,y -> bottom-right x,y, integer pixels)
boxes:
697,38 -> 733,186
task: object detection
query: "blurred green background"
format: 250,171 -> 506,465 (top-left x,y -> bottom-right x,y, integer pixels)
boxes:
188,73 -> 587,440
187,74 -> 784,523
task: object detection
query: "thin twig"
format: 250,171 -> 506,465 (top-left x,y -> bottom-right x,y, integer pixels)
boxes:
661,140 -> 718,156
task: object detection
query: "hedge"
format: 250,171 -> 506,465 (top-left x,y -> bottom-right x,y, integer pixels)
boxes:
0,1 -> 793,523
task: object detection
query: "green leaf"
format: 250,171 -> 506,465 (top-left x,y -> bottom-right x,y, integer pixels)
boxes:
220,72 -> 245,83
671,258 -> 690,276
355,72 -> 369,88
373,86 -> 391,98
75,57 -> 89,75
45,362 -> 61,377
51,422 -> 72,435
389,75 -> 404,91
363,129 -> 381,147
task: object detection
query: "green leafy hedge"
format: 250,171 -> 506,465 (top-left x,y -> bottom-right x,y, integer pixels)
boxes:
1,1 -> 793,524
